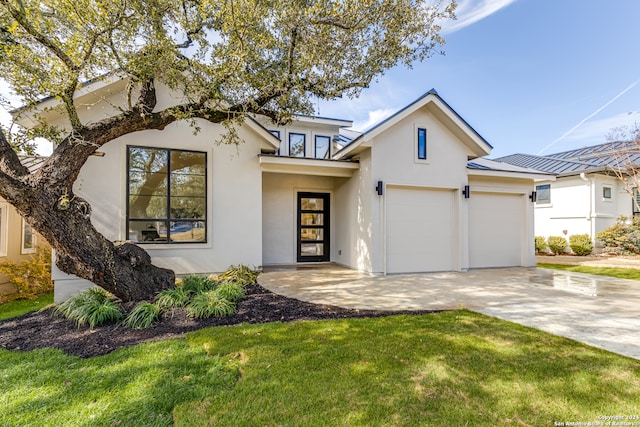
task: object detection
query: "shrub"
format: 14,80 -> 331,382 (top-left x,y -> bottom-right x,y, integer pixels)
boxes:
547,236 -> 567,255
56,288 -> 123,329
569,234 -> 593,256
180,275 -> 217,294
0,247 -> 53,302
156,287 -> 191,309
596,216 -> 640,254
215,281 -> 246,302
122,302 -> 161,329
534,236 -> 547,254
212,265 -> 260,286
187,291 -> 236,318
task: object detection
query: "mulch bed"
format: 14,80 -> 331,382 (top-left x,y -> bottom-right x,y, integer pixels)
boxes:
0,283 -> 435,358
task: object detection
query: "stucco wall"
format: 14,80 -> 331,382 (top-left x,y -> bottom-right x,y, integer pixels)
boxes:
334,150 -> 374,272
53,119 -> 265,301
368,108 -> 470,273
262,173 -> 341,265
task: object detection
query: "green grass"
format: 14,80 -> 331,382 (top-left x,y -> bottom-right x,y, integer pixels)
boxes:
0,293 -> 54,321
3,311 -> 638,426
538,263 -> 640,280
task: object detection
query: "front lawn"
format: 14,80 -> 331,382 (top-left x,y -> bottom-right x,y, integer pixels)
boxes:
2,311 -> 638,426
538,263 -> 640,280
0,293 -> 53,321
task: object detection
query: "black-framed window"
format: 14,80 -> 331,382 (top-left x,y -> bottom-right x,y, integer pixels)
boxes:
127,146 -> 207,243
417,127 -> 427,160
289,133 -> 305,157
315,135 -> 330,159
270,130 -> 281,155
634,188 -> 640,215
603,186 -> 612,199
536,184 -> 551,204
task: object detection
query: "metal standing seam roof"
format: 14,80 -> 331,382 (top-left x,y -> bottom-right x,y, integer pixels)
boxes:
493,153 -> 598,175
496,141 -> 640,175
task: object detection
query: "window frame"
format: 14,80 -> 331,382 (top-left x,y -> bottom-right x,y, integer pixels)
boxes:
126,146 -> 208,245
314,135 -> 331,159
269,130 -> 281,155
288,132 -> 306,157
634,188 -> 640,216
535,184 -> 551,205
417,127 -> 427,160
602,186 -> 612,201
21,219 -> 37,254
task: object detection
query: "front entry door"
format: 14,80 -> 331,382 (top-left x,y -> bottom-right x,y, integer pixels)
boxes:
297,192 -> 330,262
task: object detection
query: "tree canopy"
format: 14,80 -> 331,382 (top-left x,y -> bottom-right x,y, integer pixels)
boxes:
0,0 -> 456,301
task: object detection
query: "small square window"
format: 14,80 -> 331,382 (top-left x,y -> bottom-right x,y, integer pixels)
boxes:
536,184 -> 551,204
417,128 -> 427,160
603,186 -> 612,199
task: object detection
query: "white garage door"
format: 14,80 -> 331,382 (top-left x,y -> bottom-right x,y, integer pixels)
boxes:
469,192 -> 523,268
386,187 -> 456,273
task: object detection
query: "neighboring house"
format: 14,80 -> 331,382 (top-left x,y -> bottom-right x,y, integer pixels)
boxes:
14,77 -> 552,302
496,141 -> 639,249
0,157 -> 49,294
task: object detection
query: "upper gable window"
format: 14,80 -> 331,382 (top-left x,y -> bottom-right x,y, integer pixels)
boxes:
269,130 -> 281,155
289,133 -> 305,157
127,146 -> 207,244
315,136 -> 330,159
536,184 -> 551,205
417,128 -> 427,160
603,186 -> 612,200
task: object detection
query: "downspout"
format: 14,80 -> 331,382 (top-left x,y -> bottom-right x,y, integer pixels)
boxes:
579,173 -> 595,241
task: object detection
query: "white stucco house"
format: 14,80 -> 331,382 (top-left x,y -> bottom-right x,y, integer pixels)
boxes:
496,142 -> 639,249
15,76 -> 552,301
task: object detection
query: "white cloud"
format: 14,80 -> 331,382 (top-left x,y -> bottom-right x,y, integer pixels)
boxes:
352,108 -> 397,132
441,0 -> 518,34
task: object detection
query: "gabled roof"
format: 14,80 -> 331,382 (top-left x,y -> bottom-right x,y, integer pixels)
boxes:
496,141 -> 640,176
333,89 -> 493,160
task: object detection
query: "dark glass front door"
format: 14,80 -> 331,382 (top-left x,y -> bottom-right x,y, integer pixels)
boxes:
297,192 -> 330,262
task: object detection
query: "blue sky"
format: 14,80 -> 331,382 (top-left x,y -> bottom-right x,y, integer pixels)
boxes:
320,0 -> 640,158
2,0 -> 640,158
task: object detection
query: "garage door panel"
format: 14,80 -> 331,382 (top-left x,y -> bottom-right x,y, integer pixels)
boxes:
386,187 -> 456,273
469,192 -> 522,268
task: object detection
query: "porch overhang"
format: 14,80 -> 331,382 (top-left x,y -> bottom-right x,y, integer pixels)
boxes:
259,155 -> 359,177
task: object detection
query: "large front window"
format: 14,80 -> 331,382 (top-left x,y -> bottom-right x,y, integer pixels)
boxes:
127,147 -> 207,243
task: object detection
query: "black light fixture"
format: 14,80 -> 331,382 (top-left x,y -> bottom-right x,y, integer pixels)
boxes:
462,185 -> 470,199
529,191 -> 537,202
375,181 -> 383,196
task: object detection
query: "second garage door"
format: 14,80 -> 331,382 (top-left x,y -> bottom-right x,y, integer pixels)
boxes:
469,192 -> 523,268
386,187 -> 456,273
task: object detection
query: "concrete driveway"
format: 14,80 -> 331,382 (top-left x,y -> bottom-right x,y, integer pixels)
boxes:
259,266 -> 640,360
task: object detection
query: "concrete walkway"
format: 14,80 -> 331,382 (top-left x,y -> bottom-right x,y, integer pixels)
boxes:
259,266 -> 640,360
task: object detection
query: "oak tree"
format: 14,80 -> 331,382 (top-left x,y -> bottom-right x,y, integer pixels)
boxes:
0,0 -> 455,301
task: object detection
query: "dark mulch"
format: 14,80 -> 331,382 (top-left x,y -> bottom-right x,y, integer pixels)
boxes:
0,283 -> 435,358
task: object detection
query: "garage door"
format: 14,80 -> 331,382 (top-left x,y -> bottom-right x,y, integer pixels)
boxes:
386,187 -> 456,273
469,192 -> 523,268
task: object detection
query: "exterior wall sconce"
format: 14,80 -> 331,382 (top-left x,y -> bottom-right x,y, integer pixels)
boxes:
529,191 -> 537,202
462,185 -> 470,199
375,181 -> 383,196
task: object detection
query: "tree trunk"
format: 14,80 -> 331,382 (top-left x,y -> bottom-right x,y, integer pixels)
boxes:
15,186 -> 175,302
